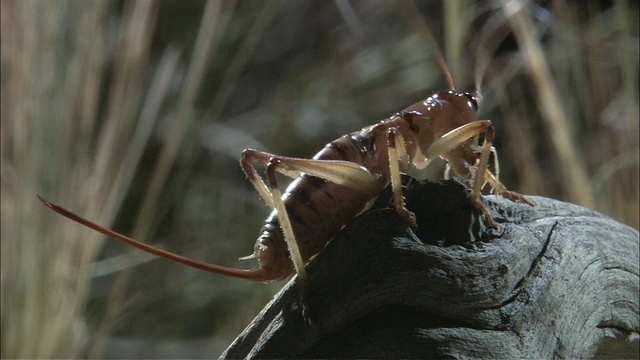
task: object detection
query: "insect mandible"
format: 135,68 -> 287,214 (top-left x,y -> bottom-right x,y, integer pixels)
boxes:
38,33 -> 535,286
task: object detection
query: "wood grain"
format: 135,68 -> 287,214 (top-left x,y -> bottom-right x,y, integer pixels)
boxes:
222,179 -> 639,359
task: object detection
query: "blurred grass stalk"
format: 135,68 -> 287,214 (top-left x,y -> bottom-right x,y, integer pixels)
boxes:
423,0 -> 637,229
0,0 -> 225,357
487,0 -> 638,226
502,0 -> 595,208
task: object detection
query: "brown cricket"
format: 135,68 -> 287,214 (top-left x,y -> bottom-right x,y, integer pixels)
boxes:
38,41 -> 534,285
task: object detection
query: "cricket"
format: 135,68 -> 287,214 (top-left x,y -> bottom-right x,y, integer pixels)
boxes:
38,26 -> 535,287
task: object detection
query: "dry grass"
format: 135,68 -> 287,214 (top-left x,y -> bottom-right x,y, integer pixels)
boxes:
1,0 -> 207,357
1,0 -> 637,358
491,0 -> 639,226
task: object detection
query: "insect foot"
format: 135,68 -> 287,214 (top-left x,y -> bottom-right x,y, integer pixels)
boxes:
397,207 -> 418,229
298,275 -> 317,327
497,189 -> 537,207
470,197 -> 500,230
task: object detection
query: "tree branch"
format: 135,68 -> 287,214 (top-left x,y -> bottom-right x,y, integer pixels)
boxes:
222,179 -> 639,359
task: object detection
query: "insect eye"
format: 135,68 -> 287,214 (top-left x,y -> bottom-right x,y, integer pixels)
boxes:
462,92 -> 479,111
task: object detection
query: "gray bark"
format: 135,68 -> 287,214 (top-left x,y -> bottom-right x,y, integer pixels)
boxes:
221,179 -> 639,359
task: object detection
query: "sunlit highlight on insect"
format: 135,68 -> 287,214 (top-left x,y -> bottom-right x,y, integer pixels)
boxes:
38,28 -> 535,286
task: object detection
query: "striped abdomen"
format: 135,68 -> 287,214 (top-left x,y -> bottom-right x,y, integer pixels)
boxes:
256,127 -> 392,268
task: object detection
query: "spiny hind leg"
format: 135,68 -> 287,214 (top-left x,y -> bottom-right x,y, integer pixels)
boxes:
387,128 -> 417,228
261,153 -> 379,324
244,148 -> 380,285
264,158 -> 309,284
242,149 -> 279,209
243,148 -> 380,196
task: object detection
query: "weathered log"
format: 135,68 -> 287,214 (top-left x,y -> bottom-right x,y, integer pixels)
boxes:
221,179 -> 639,359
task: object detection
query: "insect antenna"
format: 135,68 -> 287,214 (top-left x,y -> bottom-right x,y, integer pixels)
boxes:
399,2 -> 456,91
473,47 -> 488,108
471,8 -> 520,108
37,195 -> 277,282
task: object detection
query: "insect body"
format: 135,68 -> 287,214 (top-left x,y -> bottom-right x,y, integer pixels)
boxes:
38,88 -> 534,285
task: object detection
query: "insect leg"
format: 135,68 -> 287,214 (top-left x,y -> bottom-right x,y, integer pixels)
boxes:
427,121 -> 534,225
246,149 -> 380,284
426,120 -> 495,198
484,170 -> 536,206
242,149 -> 313,283
426,120 -> 498,226
265,158 -> 309,284
242,149 -> 278,209
387,128 -> 417,228
490,146 -> 500,182
472,145 -> 500,194
242,148 -> 380,202
444,163 -> 453,180
272,159 -> 379,192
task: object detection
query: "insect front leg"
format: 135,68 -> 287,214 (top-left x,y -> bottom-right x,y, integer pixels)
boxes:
428,121 -> 534,204
469,144 -> 500,192
387,128 -> 417,228
426,120 -> 500,227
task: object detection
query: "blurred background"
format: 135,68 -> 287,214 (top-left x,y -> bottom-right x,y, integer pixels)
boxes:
1,0 -> 637,358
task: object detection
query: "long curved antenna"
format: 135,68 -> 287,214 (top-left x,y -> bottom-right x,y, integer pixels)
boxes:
400,2 -> 455,90
473,46 -> 489,108
37,195 -> 278,282
472,9 -> 517,108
